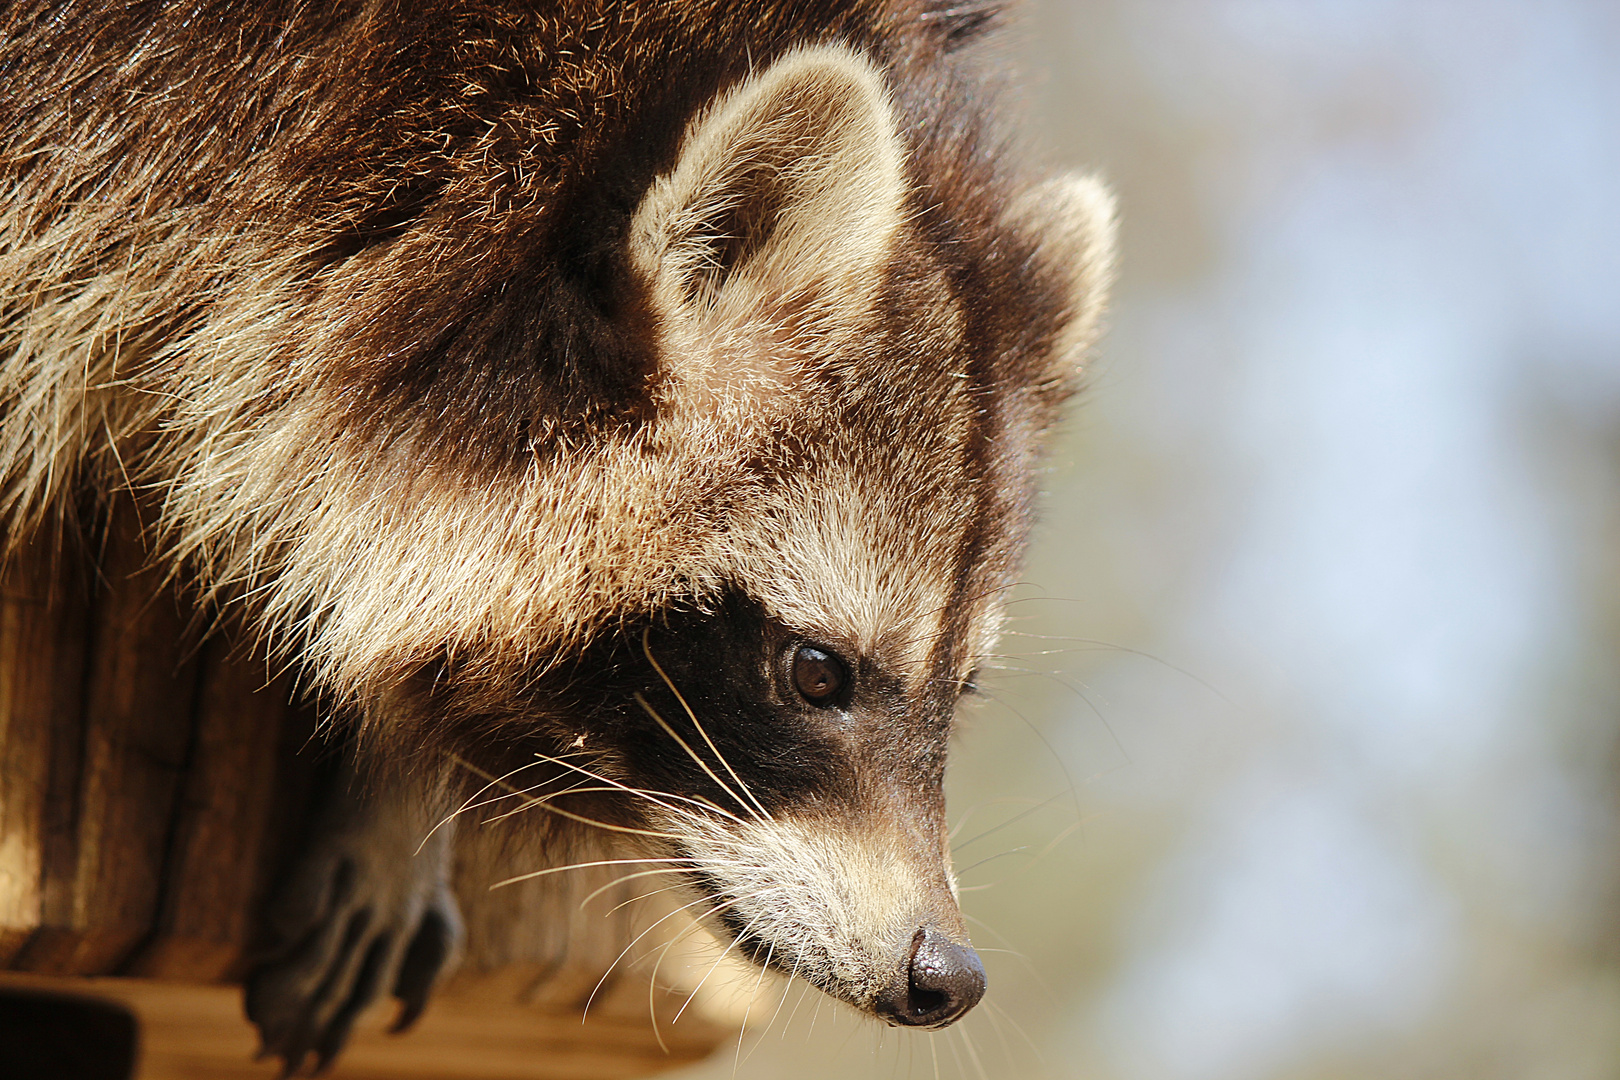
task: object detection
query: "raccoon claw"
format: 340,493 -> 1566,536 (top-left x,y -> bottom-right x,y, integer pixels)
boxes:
246,822 -> 461,1075
389,902 -> 460,1033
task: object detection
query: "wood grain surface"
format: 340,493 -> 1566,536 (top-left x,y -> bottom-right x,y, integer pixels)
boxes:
0,972 -> 731,1080
0,502 -> 741,1077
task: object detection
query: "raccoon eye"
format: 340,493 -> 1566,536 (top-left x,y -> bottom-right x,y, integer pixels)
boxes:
792,645 -> 846,707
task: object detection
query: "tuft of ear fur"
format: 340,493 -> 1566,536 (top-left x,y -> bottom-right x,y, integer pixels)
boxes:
1011,172 -> 1118,373
629,44 -> 906,419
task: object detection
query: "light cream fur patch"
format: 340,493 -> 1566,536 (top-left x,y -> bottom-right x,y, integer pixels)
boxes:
729,468 -> 963,674
671,809 -> 961,1007
1009,172 -> 1118,368
630,43 -> 907,428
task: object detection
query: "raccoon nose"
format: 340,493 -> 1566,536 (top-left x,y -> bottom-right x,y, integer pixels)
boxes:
874,928 -> 986,1028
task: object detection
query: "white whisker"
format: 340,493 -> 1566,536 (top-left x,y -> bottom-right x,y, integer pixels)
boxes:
583,885 -> 792,1022
670,901 -> 776,1026
734,940 -> 775,1068
779,975 -> 814,1040
577,866 -> 694,909
479,780 -> 608,825
452,753 -> 692,840
489,857 -> 695,892
634,690 -> 762,824
529,746 -> 750,826
604,877 -> 700,916
743,953 -> 801,1063
963,913 -> 1053,994
417,755 -> 574,854
957,1023 -> 991,1080
642,627 -> 772,821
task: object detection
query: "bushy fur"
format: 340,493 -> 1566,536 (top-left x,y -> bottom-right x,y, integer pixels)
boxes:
1,0 -> 1114,1061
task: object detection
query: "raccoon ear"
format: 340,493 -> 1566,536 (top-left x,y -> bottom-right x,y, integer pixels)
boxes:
628,44 -> 906,388
1010,172 -> 1118,371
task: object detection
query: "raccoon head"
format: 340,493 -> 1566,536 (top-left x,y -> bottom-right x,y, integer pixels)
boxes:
272,41 -> 1111,1028
461,43 -> 1114,1028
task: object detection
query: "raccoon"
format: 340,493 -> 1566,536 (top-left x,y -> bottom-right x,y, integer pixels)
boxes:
0,0 -> 1114,1072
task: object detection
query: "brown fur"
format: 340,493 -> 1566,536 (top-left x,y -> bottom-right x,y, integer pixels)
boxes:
1,0 -> 1114,1059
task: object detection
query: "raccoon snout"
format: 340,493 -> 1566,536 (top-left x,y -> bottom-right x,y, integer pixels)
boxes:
873,927 -> 986,1028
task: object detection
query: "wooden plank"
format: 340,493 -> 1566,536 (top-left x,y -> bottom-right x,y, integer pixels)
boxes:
1,511 -> 746,1077
126,644 -> 318,982
0,541 -> 91,966
12,505 -> 203,975
0,972 -> 730,1080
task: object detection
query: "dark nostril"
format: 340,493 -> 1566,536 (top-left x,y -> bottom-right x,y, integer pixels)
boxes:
874,928 -> 986,1028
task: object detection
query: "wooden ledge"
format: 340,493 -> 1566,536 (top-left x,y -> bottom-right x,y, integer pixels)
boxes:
0,972 -> 731,1080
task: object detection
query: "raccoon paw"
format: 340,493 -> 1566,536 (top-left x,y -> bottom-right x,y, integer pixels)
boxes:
245,826 -> 462,1076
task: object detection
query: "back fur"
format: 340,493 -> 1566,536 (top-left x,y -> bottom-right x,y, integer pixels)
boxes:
1,0 -> 1108,725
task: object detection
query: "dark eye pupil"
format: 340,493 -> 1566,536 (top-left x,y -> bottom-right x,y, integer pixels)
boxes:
793,645 -> 844,705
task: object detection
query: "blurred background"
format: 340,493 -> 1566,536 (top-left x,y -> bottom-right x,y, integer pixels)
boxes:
674,2 -> 1620,1077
